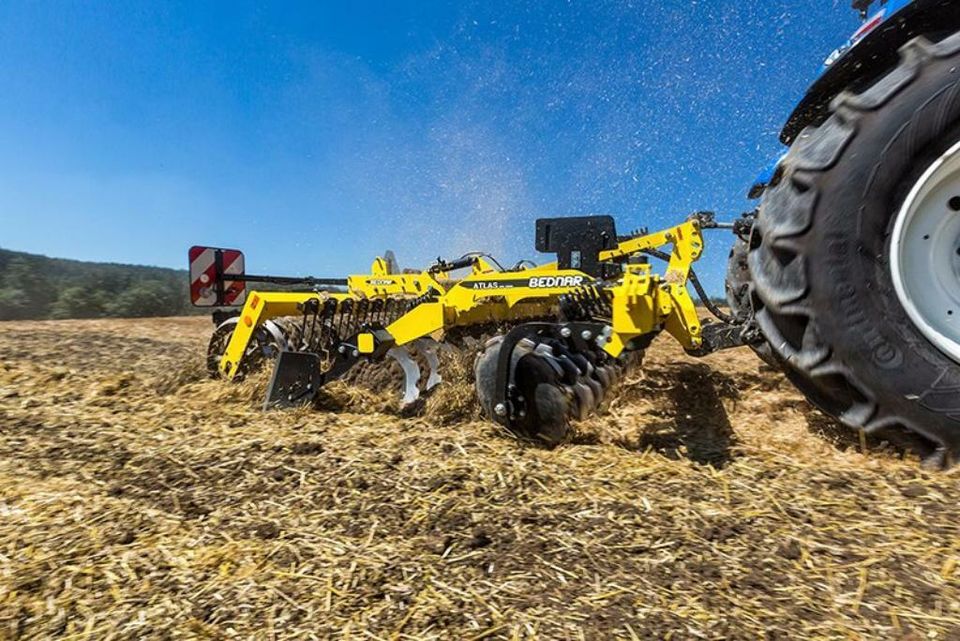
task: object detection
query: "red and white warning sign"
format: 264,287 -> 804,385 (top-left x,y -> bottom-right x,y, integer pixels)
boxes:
189,246 -> 246,307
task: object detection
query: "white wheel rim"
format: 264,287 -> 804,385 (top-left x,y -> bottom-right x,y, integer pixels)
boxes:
890,139 -> 960,364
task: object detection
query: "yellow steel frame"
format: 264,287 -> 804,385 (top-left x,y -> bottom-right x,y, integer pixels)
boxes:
219,219 -> 706,378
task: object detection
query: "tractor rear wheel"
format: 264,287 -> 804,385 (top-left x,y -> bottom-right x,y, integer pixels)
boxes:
749,33 -> 960,467
724,236 -> 753,323
725,234 -> 777,367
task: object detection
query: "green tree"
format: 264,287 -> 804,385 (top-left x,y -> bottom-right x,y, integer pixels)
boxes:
1,257 -> 55,318
50,286 -> 106,319
0,248 -> 202,320
106,280 -> 181,318
0,287 -> 29,320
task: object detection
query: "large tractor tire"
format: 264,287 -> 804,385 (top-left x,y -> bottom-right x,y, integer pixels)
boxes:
725,235 -> 778,367
749,33 -> 960,467
724,236 -> 753,323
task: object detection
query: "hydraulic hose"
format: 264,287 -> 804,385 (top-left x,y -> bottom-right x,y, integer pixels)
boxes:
639,248 -> 736,325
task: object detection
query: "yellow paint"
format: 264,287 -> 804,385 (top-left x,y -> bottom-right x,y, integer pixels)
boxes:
219,221 -> 708,378
357,333 -> 375,354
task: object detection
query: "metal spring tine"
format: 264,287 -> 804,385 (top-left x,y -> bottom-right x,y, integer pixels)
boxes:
567,291 -> 578,317
304,311 -> 314,351
357,299 -> 370,329
347,298 -> 360,335
351,299 -> 362,335
319,299 -> 338,354
359,298 -> 369,329
333,306 -> 342,342
378,298 -> 386,325
366,298 -> 375,325
582,286 -> 595,315
319,323 -> 329,356
338,299 -> 353,339
308,299 -> 320,347
323,298 -> 339,319
320,299 -> 337,349
299,303 -> 310,344
568,290 -> 582,318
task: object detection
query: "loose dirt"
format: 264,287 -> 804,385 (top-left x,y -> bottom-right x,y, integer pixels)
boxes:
0,317 -> 957,639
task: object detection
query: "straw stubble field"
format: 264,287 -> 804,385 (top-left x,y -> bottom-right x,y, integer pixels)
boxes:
0,317 -> 957,640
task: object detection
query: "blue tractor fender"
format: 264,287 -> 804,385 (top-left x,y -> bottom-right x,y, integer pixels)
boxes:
748,0 -> 960,200
781,0 -> 960,146
748,152 -> 788,200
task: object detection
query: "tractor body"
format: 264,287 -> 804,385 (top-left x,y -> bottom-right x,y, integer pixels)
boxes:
750,0 -> 960,198
741,0 -> 960,466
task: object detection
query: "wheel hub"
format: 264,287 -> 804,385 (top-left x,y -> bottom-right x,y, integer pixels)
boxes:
890,139 -> 960,363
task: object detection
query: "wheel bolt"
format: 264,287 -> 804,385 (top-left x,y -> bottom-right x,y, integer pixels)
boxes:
494,403 -> 507,416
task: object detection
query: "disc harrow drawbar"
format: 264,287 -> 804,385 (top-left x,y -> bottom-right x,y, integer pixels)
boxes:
195,213 -> 756,443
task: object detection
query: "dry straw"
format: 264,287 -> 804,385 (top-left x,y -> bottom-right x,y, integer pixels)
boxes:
0,317 -> 957,639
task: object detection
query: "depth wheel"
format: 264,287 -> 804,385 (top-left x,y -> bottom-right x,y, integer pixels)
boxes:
749,33 -> 960,466
207,316 -> 291,379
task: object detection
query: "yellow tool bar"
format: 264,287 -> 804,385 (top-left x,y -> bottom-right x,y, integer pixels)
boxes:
220,219 -> 708,381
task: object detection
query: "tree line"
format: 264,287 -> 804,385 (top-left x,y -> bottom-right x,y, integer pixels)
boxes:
0,248 -> 199,320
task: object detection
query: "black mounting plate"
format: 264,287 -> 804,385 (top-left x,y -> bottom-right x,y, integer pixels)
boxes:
264,350 -> 323,410
535,216 -> 618,277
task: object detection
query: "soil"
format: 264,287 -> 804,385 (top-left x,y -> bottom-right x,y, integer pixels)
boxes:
0,317 -> 957,639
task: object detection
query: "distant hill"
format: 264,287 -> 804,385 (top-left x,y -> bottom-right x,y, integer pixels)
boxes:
0,248 -> 199,320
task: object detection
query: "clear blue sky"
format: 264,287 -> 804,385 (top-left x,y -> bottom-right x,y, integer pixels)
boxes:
0,1 -> 859,294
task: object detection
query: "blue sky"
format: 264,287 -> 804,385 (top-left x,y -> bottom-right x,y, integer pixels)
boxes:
0,1 -> 859,294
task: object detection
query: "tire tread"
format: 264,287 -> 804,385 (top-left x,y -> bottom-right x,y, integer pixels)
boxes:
750,32 -> 960,467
